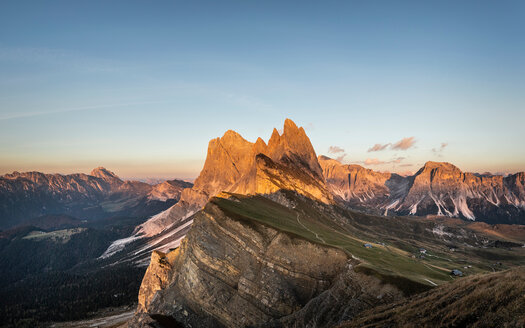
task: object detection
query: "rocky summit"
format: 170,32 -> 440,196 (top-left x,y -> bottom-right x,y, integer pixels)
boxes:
134,119 -> 331,238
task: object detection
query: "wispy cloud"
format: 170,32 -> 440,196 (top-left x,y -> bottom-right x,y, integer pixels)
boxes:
335,154 -> 347,162
328,146 -> 345,153
0,100 -> 165,121
368,143 -> 390,152
357,156 -> 406,166
391,137 -> 416,150
392,156 -> 405,164
328,146 -> 346,162
432,142 -> 448,157
367,137 -> 416,152
0,46 -> 125,73
364,158 -> 385,165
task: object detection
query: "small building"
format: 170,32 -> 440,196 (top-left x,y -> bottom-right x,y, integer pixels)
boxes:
450,269 -> 463,277
363,243 -> 373,249
419,248 -> 427,254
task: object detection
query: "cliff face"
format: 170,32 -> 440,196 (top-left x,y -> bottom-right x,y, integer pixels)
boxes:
319,157 -> 525,224
131,198 -> 378,328
319,156 -> 405,203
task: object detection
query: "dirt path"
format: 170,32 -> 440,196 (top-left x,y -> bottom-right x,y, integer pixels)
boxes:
296,214 -> 326,243
50,308 -> 134,328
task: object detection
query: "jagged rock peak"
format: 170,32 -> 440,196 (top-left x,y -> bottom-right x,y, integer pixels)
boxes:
90,167 -> 120,180
253,137 -> 268,155
219,129 -> 246,144
267,118 -> 323,179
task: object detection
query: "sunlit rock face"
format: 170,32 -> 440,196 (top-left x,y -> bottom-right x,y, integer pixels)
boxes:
147,179 -> 193,202
319,157 -> 525,224
131,200 -> 350,328
229,154 -> 333,204
319,156 -> 403,203
136,119 -> 331,237
138,249 -> 180,312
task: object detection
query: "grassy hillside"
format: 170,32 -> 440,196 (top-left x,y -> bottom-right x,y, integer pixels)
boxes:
339,267 -> 525,328
211,193 -> 525,293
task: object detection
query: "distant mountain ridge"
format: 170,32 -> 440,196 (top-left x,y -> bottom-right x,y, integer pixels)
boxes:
320,156 -> 525,224
0,168 -> 192,229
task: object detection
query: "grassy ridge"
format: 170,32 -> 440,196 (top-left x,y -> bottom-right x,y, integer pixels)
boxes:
211,194 -> 456,288
212,193 -> 525,293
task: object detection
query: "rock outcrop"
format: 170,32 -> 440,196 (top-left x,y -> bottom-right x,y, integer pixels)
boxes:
131,199 -> 357,328
319,156 -> 525,224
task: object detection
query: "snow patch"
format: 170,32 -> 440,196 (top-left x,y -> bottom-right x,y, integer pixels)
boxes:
99,235 -> 143,259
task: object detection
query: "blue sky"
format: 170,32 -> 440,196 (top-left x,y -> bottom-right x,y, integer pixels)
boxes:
1,0 -> 524,179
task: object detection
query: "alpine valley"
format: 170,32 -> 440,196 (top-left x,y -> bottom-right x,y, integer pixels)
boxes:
1,120 -> 525,328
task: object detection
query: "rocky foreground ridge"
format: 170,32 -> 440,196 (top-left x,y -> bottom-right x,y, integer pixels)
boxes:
320,156 -> 525,224
130,196 -> 404,328
0,167 -> 192,228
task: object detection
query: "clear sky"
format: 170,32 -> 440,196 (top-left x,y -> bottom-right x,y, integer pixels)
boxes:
1,0 -> 524,179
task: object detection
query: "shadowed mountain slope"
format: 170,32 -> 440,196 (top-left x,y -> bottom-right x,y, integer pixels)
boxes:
0,169 -> 191,229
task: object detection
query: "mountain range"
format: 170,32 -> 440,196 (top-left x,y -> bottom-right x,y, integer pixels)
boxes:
120,119 -> 525,328
101,120 -> 525,269
1,119 -> 524,327
320,156 -> 525,224
0,167 -> 192,229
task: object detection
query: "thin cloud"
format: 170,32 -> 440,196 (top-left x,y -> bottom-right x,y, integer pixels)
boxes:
432,142 -> 448,156
368,143 -> 391,152
328,146 -> 345,154
391,137 -> 416,150
357,156 -> 406,166
364,158 -> 386,165
367,137 -> 416,152
335,154 -> 347,162
0,101 -> 165,121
